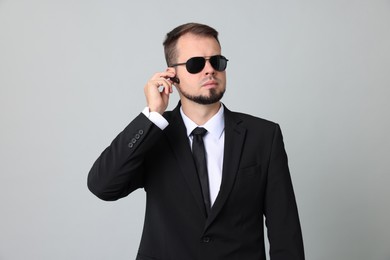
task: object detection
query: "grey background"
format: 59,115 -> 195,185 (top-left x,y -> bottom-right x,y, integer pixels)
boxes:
1,0 -> 389,259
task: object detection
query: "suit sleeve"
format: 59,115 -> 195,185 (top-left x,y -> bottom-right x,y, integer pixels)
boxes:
264,124 -> 305,260
87,113 -> 163,201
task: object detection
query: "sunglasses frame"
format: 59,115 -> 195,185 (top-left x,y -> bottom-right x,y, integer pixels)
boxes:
170,55 -> 229,74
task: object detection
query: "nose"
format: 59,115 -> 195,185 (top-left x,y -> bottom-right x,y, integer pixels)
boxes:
203,60 -> 215,75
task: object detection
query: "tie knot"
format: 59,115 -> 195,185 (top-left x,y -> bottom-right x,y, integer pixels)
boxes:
192,127 -> 207,137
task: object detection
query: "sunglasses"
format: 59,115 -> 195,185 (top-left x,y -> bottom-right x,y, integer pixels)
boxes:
170,55 -> 229,74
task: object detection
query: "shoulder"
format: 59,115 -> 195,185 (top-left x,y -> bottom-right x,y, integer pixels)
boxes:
162,109 -> 178,123
225,106 -> 279,130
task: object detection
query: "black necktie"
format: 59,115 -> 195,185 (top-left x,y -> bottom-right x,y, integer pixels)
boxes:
191,127 -> 211,215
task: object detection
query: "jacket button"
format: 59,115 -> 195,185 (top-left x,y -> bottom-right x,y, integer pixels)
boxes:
128,143 -> 134,148
135,134 -> 140,139
131,138 -> 137,143
202,236 -> 211,243
138,130 -> 144,135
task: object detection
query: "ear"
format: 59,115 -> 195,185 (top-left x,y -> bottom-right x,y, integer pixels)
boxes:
166,67 -> 180,85
166,67 -> 176,74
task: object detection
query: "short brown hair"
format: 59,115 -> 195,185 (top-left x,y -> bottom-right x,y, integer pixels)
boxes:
163,23 -> 220,66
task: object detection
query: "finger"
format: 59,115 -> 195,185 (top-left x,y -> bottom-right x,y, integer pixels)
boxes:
151,71 -> 176,81
158,79 -> 172,94
147,79 -> 172,96
158,78 -> 173,95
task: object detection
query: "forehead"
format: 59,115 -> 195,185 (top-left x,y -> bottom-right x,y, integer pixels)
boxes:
176,33 -> 221,60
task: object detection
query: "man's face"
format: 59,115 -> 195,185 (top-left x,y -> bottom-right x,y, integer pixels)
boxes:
173,33 -> 226,105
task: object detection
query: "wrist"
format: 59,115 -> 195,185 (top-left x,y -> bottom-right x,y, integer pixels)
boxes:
142,107 -> 169,130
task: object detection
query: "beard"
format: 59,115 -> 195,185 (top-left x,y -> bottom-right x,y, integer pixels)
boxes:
179,87 -> 225,105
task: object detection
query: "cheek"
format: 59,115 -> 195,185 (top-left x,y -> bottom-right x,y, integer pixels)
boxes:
177,79 -> 196,93
181,75 -> 201,87
217,73 -> 227,85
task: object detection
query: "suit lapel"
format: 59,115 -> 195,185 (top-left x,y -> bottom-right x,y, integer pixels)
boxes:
164,105 -> 208,217
163,104 -> 247,224
205,107 -> 246,230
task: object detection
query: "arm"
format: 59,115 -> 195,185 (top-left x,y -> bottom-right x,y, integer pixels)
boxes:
265,124 -> 305,260
87,113 -> 163,201
87,70 -> 177,201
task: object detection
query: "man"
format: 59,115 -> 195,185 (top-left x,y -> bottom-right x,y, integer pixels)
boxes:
88,22 -> 305,260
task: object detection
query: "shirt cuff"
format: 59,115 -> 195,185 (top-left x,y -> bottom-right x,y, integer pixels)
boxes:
142,107 -> 169,130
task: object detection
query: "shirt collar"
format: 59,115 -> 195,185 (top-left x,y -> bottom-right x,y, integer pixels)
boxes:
180,104 -> 225,141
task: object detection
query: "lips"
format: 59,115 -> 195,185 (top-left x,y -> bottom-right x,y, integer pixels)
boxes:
202,80 -> 218,88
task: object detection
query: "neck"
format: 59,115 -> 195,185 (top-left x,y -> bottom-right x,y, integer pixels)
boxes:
180,99 -> 221,126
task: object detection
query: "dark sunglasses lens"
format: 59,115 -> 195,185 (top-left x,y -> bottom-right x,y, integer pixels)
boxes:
186,57 -> 206,74
210,55 -> 228,71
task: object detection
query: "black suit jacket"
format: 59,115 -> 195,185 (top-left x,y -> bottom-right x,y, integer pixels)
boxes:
88,104 -> 304,260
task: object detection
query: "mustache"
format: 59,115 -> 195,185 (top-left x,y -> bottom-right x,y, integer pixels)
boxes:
200,76 -> 219,85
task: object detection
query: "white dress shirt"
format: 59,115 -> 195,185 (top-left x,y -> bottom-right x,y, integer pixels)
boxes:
142,105 -> 225,206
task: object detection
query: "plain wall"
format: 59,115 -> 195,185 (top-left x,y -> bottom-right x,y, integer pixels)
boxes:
1,0 -> 389,259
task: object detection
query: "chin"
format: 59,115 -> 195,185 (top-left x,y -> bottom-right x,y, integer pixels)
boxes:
187,89 -> 225,105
